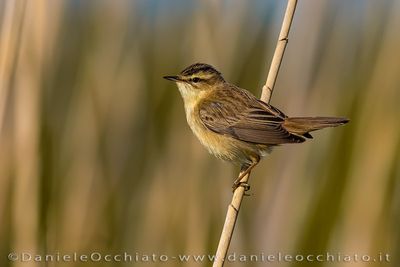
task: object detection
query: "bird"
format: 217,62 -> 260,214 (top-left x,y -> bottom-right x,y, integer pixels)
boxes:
164,63 -> 349,189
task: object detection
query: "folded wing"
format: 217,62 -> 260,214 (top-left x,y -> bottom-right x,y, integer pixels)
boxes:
199,93 -> 305,145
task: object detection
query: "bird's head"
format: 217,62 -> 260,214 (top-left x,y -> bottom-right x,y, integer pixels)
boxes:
164,63 -> 225,101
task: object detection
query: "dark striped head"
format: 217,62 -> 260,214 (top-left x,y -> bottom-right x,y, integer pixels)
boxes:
180,63 -> 222,77
163,63 -> 225,89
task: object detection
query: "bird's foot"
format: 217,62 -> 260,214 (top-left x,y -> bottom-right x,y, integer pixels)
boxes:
232,181 -> 251,195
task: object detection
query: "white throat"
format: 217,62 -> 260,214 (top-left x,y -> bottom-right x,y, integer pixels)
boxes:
177,82 -> 202,112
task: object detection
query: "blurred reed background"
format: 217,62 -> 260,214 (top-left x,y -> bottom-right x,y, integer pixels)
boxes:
0,0 -> 399,266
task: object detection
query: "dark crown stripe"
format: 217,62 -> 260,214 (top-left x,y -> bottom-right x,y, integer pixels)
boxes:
180,63 -> 222,76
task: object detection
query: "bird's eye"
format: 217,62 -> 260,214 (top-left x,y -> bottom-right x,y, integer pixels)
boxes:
192,77 -> 200,83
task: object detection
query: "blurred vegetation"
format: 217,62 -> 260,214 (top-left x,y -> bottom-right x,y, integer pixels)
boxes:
0,0 -> 399,267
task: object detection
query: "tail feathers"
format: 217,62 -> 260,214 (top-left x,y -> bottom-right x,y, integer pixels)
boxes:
283,116 -> 349,137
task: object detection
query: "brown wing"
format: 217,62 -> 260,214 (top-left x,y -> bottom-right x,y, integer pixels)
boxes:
199,86 -> 305,145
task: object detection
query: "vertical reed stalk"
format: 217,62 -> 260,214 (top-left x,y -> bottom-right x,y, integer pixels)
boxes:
212,1 -> 298,266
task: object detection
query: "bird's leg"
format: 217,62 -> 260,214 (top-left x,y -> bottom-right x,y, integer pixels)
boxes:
232,156 -> 260,191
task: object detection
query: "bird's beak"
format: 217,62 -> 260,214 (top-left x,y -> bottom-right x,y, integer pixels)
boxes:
163,75 -> 182,82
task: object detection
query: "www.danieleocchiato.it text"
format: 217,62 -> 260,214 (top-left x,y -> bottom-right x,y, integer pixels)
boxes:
7,251 -> 391,263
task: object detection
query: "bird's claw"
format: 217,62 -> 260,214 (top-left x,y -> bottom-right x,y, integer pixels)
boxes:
232,182 -> 251,195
